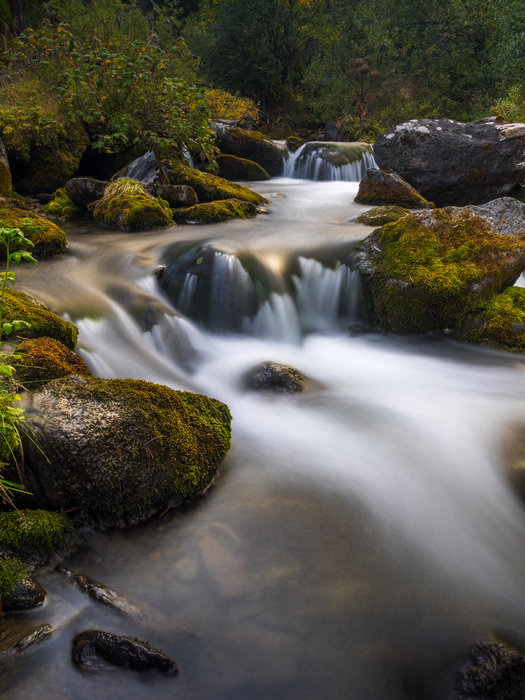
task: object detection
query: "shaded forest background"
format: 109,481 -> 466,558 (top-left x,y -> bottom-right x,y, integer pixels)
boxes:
0,0 -> 523,158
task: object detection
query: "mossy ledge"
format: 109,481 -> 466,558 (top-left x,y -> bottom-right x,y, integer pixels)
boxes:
172,198 -> 258,224
457,287 -> 525,352
216,154 -> 271,181
15,336 -> 91,389
20,377 -> 232,528
162,161 -> 267,206
2,289 -> 78,348
357,203 -> 525,334
93,178 -> 173,232
0,203 -> 67,257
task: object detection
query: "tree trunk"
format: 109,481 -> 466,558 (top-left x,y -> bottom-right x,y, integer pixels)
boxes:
9,0 -> 26,34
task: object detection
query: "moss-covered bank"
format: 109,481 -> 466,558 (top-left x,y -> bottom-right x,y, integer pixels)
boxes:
2,289 -> 78,348
0,203 -> 67,257
15,337 -> 91,388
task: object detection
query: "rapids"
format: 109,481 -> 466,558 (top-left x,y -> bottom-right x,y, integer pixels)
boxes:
4,176 -> 525,699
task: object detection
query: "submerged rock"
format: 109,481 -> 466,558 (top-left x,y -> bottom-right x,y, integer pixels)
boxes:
0,202 -> 67,256
374,117 -> 525,206
216,154 -> 271,181
357,197 -> 525,334
72,630 -> 178,674
92,178 -> 173,231
454,639 -> 525,699
356,205 -> 410,226
212,123 -> 283,176
355,168 -> 431,208
59,568 -> 141,617
0,135 -> 12,196
245,361 -> 308,393
172,198 -> 258,224
20,376 -> 232,528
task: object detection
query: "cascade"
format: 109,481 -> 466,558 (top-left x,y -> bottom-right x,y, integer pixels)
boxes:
283,141 -> 377,180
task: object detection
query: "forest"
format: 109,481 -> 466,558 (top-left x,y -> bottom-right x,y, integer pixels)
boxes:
0,0 -> 523,155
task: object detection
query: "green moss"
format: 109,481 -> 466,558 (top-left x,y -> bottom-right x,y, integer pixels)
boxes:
286,136 -> 306,152
2,289 -> 78,348
44,188 -> 81,220
162,161 -> 267,206
356,205 -> 410,226
0,559 -> 29,599
15,337 -> 91,388
216,154 -> 271,181
0,509 -> 76,556
458,287 -> 525,351
361,209 -> 525,333
0,204 -> 67,257
172,198 -> 258,224
93,178 -> 173,231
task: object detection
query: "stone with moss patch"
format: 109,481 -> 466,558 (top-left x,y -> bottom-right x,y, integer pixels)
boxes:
93,179 -> 173,231
0,558 -> 46,611
20,377 -> 232,528
0,203 -> 67,256
172,199 -> 258,224
212,124 -> 283,176
457,287 -> 525,352
216,154 -> 270,181
162,161 -> 267,206
0,509 -> 77,558
357,198 -> 525,334
2,289 -> 78,348
15,337 -> 91,389
44,188 -> 81,220
356,205 -> 410,226
286,136 -> 306,153
355,168 -> 431,208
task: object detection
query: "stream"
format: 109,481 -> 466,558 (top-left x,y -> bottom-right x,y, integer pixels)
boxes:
3,171 -> 525,699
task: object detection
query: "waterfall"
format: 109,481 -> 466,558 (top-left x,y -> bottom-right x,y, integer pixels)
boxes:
283,141 -> 377,181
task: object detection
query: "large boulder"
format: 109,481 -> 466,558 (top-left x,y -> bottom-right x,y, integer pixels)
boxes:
357,198 -> 525,334
0,202 -> 67,256
212,123 -> 284,176
0,135 -> 12,196
373,117 -> 525,206
216,154 -> 271,181
92,178 -> 173,231
65,177 -> 108,208
20,377 -> 232,528
354,168 -> 431,208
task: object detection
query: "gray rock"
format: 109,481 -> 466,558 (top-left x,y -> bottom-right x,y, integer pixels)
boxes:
246,361 -> 308,393
150,183 -> 198,207
111,150 -> 168,185
0,622 -> 54,656
72,630 -> 178,674
59,568 -> 141,616
374,117 -> 525,206
65,177 -> 108,207
454,640 -> 525,699
212,123 -> 284,176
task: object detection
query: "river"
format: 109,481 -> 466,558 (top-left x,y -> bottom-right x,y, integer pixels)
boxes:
3,172 -> 525,699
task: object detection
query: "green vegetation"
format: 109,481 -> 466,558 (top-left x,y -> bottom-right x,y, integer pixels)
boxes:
0,203 -> 67,256
15,336 -> 91,388
45,187 -> 81,219
93,178 -> 173,231
0,558 -> 29,600
356,206 -> 410,226
216,154 -> 270,181
172,198 -> 258,223
0,509 -> 76,555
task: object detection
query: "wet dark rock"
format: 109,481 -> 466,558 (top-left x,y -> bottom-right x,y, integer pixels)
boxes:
72,630 -> 178,674
20,376 -> 232,528
355,168 -> 430,208
374,117 -> 525,206
246,361 -> 308,393
454,640 -> 525,699
216,154 -> 271,181
357,197 -> 525,334
212,123 -> 284,176
1,575 -> 46,611
111,150 -> 167,186
59,568 -> 141,617
65,177 -> 108,207
0,621 -> 54,656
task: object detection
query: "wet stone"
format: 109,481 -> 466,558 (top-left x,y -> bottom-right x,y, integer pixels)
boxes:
2,576 -> 46,612
246,361 -> 308,393
72,630 -> 178,675
454,640 -> 525,699
0,621 -> 54,656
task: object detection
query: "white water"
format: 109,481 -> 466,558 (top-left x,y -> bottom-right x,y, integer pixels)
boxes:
283,142 -> 377,180
5,178 -> 525,699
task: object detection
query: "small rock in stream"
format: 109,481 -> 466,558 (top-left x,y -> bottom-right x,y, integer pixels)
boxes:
0,621 -> 54,656
72,630 -> 178,675
58,568 -> 141,617
245,361 -> 309,393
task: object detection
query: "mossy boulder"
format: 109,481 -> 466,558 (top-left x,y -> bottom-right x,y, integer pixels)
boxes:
286,136 -> 306,153
356,205 -> 410,226
161,161 -> 267,206
172,198 -> 258,224
357,198 -> 525,334
355,168 -> 431,208
15,337 -> 91,389
0,135 -> 12,197
216,154 -> 271,181
92,179 -> 173,231
65,177 -> 108,208
457,287 -> 525,352
20,377 -> 232,528
0,509 -> 78,560
44,188 -> 81,220
2,289 -> 78,348
212,124 -> 283,176
0,203 -> 67,256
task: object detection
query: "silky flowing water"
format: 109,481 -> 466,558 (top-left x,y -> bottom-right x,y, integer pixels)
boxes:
4,176 -> 525,699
